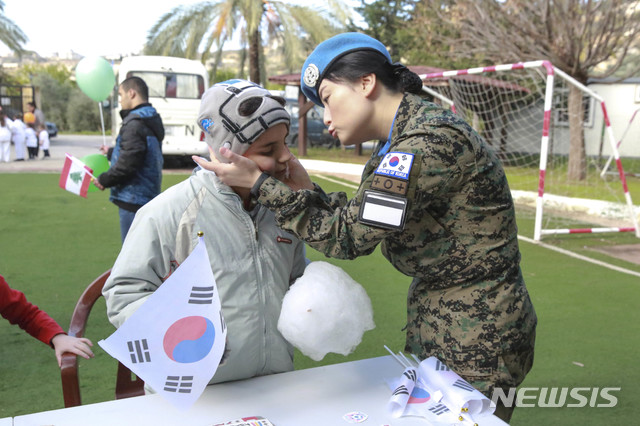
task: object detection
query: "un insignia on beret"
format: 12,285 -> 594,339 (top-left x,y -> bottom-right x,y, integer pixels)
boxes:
303,64 -> 320,88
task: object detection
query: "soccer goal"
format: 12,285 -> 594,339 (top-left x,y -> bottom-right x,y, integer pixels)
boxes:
419,60 -> 640,241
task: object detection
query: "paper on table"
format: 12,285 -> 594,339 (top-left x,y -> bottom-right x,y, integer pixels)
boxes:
211,415 -> 275,426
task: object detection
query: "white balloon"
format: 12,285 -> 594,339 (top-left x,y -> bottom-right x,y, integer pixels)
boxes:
277,261 -> 375,361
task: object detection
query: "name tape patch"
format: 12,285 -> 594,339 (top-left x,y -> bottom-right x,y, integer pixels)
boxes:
358,190 -> 408,230
374,152 -> 415,180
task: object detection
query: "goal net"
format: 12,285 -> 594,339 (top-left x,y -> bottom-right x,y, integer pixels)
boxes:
418,60 -> 640,241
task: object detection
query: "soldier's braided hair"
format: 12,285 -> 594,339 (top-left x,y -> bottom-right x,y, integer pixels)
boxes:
323,50 -> 423,95
392,63 -> 424,94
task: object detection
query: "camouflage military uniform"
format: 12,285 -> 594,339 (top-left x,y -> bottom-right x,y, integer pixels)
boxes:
256,93 -> 537,418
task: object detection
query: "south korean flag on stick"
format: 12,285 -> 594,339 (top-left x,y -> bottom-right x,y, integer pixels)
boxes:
99,237 -> 227,410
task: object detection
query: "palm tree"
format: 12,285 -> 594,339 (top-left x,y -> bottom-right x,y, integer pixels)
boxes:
144,0 -> 350,85
0,0 -> 28,54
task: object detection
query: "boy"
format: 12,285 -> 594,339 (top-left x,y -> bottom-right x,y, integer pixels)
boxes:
38,123 -> 50,158
102,80 -> 307,388
94,77 -> 164,243
24,114 -> 38,160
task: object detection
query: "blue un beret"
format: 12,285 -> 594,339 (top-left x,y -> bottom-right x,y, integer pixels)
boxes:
301,32 -> 392,106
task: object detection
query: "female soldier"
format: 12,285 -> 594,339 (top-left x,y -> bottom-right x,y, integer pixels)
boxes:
194,32 -> 536,422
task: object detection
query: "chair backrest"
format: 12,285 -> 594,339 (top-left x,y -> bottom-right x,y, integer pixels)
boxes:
60,269 -> 145,407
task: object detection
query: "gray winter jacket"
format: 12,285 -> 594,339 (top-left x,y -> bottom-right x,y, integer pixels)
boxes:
103,168 -> 307,385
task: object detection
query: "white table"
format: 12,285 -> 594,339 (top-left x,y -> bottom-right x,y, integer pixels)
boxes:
14,356 -> 507,426
0,418 -> 12,426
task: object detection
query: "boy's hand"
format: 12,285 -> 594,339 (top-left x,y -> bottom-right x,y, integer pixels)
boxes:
93,178 -> 105,191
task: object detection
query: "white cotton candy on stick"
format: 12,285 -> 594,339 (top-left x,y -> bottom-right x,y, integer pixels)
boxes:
277,261 -> 375,361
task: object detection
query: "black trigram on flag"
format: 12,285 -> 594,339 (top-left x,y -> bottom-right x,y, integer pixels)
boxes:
127,339 -> 151,364
429,403 -> 450,416
164,375 -> 194,393
392,384 -> 410,397
452,378 -> 475,392
188,285 -> 214,304
403,368 -> 417,382
435,359 -> 450,371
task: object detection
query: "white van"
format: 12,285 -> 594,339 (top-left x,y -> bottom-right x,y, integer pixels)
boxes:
112,56 -> 209,162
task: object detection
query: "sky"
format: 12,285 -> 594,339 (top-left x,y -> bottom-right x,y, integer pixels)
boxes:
0,0 -> 222,57
1,0 -> 362,58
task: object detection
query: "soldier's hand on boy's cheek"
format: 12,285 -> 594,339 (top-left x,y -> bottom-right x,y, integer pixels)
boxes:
282,157 -> 314,191
193,147 -> 262,189
207,146 -> 219,163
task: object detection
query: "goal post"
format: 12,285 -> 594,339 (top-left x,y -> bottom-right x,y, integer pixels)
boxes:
418,60 -> 640,241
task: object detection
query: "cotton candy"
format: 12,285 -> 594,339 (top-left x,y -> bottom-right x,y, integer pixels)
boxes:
277,261 -> 375,361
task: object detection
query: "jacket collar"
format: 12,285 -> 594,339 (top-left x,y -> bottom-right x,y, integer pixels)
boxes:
119,102 -> 153,120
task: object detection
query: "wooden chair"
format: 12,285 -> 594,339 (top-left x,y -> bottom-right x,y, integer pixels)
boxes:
60,269 -> 145,407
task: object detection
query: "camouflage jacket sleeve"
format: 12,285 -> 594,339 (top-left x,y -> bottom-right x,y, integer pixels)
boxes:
256,176 -> 391,260
312,182 -> 349,210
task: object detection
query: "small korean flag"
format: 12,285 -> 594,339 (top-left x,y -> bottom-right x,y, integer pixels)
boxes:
99,237 -> 227,410
418,357 -> 496,417
375,152 -> 415,180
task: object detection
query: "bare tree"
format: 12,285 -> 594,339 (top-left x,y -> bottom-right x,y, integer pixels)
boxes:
427,0 -> 640,180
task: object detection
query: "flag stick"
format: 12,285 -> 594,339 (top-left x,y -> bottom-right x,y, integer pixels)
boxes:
98,101 -> 107,147
399,351 -> 417,368
384,345 -> 410,368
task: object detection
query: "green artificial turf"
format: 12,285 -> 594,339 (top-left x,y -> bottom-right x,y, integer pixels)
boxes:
0,173 -> 638,425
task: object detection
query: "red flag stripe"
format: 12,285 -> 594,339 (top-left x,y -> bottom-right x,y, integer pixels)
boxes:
79,171 -> 92,198
59,155 -> 73,190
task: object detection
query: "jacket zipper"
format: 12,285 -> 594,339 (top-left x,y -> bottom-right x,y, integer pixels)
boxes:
254,216 -> 259,241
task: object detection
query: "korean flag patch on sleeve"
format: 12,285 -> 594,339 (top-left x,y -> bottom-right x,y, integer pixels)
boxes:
375,152 -> 415,180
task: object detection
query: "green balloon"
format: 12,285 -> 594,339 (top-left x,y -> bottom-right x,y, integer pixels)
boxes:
81,153 -> 110,193
76,56 -> 116,102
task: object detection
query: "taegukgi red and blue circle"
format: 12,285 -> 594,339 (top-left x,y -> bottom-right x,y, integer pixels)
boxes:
163,316 -> 216,363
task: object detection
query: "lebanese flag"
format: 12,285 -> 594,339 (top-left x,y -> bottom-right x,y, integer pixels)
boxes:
59,153 -> 93,198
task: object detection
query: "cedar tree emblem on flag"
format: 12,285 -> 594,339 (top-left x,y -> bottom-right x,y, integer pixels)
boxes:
99,237 -> 227,410
59,153 -> 94,198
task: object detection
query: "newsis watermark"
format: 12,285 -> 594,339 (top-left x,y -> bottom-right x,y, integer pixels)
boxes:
491,387 -> 621,408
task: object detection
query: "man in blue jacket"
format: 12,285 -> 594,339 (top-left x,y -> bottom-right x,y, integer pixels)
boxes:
95,76 -> 164,242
